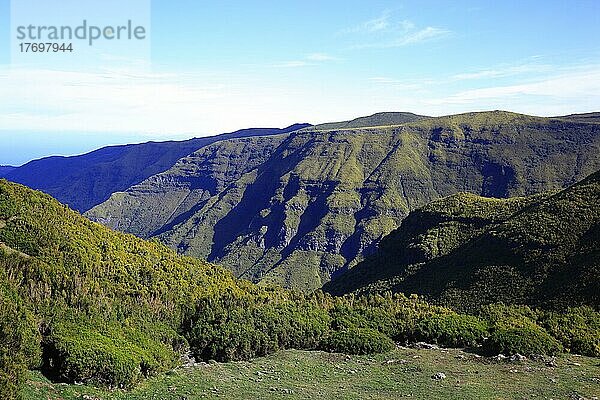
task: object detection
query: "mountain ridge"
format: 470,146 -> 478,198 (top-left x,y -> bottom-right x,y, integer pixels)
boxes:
311,112 -> 430,130
553,112 -> 600,124
4,124 -> 310,212
87,111 -> 600,290
0,166 -> 15,177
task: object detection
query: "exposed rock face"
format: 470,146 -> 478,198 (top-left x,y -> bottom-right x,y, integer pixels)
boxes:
88,112 -> 600,291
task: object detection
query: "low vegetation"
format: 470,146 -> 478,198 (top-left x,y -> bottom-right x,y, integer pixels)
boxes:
1,180 -> 598,399
320,327 -> 396,355
414,314 -> 488,348
23,349 -> 600,400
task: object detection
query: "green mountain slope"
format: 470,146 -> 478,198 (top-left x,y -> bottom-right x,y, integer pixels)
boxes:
89,111 -> 600,291
2,180 -> 599,399
87,135 -> 288,238
555,112 -> 600,124
324,170 -> 600,311
0,178 -> 242,392
312,112 -> 429,130
5,124 -> 309,212
0,179 -> 477,395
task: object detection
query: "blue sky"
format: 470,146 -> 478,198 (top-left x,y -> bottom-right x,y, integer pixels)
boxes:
1,0 -> 600,165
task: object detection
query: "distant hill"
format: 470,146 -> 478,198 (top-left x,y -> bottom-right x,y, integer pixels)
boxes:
0,166 -> 15,177
312,112 -> 429,130
324,170 -> 600,311
554,112 -> 600,124
4,124 -> 310,212
88,111 -> 600,291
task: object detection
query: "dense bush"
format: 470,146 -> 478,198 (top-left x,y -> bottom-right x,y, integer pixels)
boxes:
415,314 -> 488,347
485,325 -> 562,356
328,293 -> 448,341
478,303 -> 566,356
44,320 -> 178,388
540,306 -> 600,356
0,274 -> 41,400
320,328 -> 395,355
184,291 -> 331,362
478,303 -> 538,329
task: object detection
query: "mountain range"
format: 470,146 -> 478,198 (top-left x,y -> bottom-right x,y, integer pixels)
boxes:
3,111 -> 600,292
81,111 -> 600,290
4,124 -> 309,212
2,110 -> 600,397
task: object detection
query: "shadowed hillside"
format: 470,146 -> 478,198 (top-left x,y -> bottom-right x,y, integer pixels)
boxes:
325,170 -> 600,311
555,112 -> 600,124
88,111 -> 600,290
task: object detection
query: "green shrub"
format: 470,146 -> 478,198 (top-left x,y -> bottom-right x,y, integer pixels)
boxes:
0,275 -> 41,400
44,322 -> 177,388
328,293 -> 448,342
320,328 -> 395,355
415,314 -> 488,347
479,303 -> 538,329
485,325 -> 562,356
185,293 -> 331,362
0,359 -> 23,400
540,306 -> 600,357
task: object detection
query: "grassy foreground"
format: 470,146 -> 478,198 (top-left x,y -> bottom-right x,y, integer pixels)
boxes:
24,348 -> 600,400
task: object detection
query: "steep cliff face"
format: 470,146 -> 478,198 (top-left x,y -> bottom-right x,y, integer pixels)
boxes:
87,135 -> 287,238
324,170 -> 600,311
5,124 -> 309,212
89,111 -> 600,290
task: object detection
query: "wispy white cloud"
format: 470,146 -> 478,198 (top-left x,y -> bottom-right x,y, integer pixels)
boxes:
271,53 -> 339,68
271,60 -> 314,68
342,12 -> 450,49
364,16 -> 390,32
430,66 -> 600,105
367,76 -> 429,91
371,26 -> 450,48
451,63 -> 553,81
2,58 -> 599,142
360,60 -> 600,117
306,53 -> 338,61
368,76 -> 402,84
342,12 -> 391,34
369,60 -> 567,90
0,65 -> 331,135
